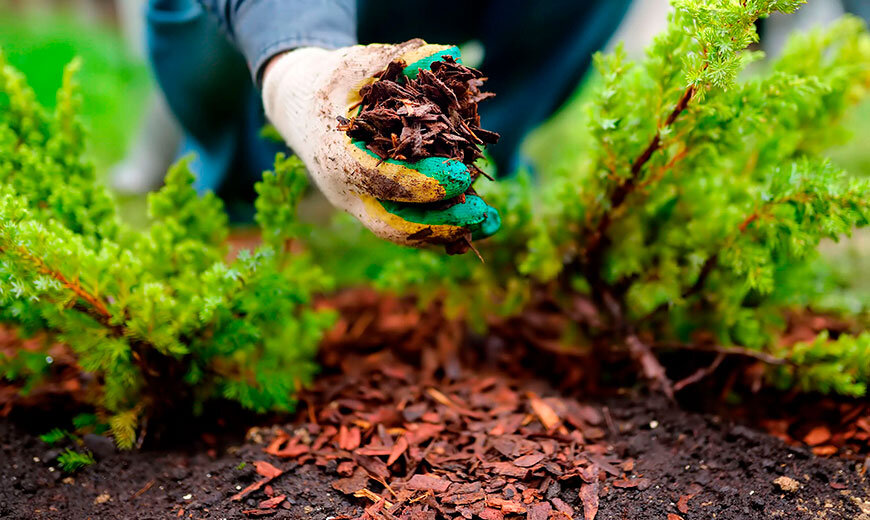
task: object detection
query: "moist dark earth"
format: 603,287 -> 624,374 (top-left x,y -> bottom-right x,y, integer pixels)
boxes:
1,391 -> 867,520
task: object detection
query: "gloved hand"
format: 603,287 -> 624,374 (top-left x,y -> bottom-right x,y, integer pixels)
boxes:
262,39 -> 500,247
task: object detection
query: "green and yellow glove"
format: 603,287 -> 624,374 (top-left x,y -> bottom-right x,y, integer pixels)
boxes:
262,39 -> 500,247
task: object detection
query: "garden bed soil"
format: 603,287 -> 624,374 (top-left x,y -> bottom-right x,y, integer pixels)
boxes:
1,371 -> 868,518
0,290 -> 868,519
1,394 -> 868,519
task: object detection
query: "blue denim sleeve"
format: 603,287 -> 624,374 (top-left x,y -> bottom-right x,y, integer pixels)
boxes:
197,0 -> 358,84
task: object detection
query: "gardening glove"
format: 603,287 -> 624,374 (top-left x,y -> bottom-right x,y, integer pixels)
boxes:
262,39 -> 501,247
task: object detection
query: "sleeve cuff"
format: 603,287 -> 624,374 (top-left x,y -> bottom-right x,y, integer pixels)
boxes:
232,0 -> 358,87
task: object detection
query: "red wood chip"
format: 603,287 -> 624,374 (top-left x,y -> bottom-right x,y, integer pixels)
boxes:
513,452 -> 546,468
355,454 -> 390,479
486,461 -> 529,478
668,515 -> 685,520
387,435 -> 409,466
803,425 -> 832,446
336,461 -> 355,477
677,494 -> 691,513
579,481 -> 599,520
551,497 -> 574,516
231,478 -> 270,502
528,502 -> 552,520
242,509 -> 278,517
406,474 -> 451,493
257,495 -> 286,509
338,425 -> 362,451
331,468 -> 370,495
488,497 -> 527,514
479,508 -> 505,520
529,392 -> 561,430
254,461 -> 283,479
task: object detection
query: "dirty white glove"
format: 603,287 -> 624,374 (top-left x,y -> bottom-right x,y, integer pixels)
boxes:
262,39 -> 500,246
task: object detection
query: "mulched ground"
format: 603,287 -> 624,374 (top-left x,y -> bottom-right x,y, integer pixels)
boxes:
0,290 -> 868,519
2,391 -> 868,520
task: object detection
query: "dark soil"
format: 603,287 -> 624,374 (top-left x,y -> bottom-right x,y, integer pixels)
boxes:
1,292 -> 867,519
1,392 -> 867,519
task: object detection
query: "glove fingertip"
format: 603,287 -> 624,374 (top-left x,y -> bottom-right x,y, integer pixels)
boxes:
412,156 -> 471,199
471,205 -> 501,240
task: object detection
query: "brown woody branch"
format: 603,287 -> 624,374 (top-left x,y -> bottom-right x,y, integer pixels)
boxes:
652,341 -> 791,366
584,85 -> 696,260
17,246 -> 112,319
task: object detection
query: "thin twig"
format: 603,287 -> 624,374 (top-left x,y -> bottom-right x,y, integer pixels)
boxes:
673,352 -> 725,392
16,246 -> 111,318
584,85 -> 696,259
652,341 -> 791,366
626,334 -> 674,399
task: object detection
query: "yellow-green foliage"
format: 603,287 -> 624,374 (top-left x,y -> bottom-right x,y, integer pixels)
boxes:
377,2 -> 870,395
0,53 -> 334,448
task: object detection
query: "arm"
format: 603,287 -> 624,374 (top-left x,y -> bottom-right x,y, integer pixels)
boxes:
196,0 -> 358,84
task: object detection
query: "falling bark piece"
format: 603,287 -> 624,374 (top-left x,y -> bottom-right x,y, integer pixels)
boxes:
528,392 -> 561,430
332,467 -> 371,495
231,462 -> 285,501
387,436 -> 409,466
513,452 -> 546,468
258,495 -> 286,509
406,474 -> 451,493
579,481 -> 599,520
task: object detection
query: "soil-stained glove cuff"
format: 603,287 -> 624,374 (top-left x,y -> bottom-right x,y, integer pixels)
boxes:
262,47 -> 340,160
227,0 -> 357,85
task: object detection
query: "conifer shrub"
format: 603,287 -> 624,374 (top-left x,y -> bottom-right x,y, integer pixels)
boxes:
377,1 -> 870,396
0,55 -> 334,448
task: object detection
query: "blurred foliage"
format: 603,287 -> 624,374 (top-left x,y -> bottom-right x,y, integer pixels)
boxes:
0,7 -> 149,169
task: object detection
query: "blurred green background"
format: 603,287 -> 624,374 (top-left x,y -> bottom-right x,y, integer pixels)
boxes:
0,4 -> 149,171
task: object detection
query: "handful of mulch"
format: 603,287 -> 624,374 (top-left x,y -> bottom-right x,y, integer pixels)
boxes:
338,56 -> 500,254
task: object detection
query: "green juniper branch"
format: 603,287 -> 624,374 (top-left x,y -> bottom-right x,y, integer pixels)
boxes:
0,53 -> 335,447
375,1 -> 870,396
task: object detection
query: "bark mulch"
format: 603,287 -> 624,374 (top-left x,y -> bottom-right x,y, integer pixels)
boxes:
0,290 -> 868,519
